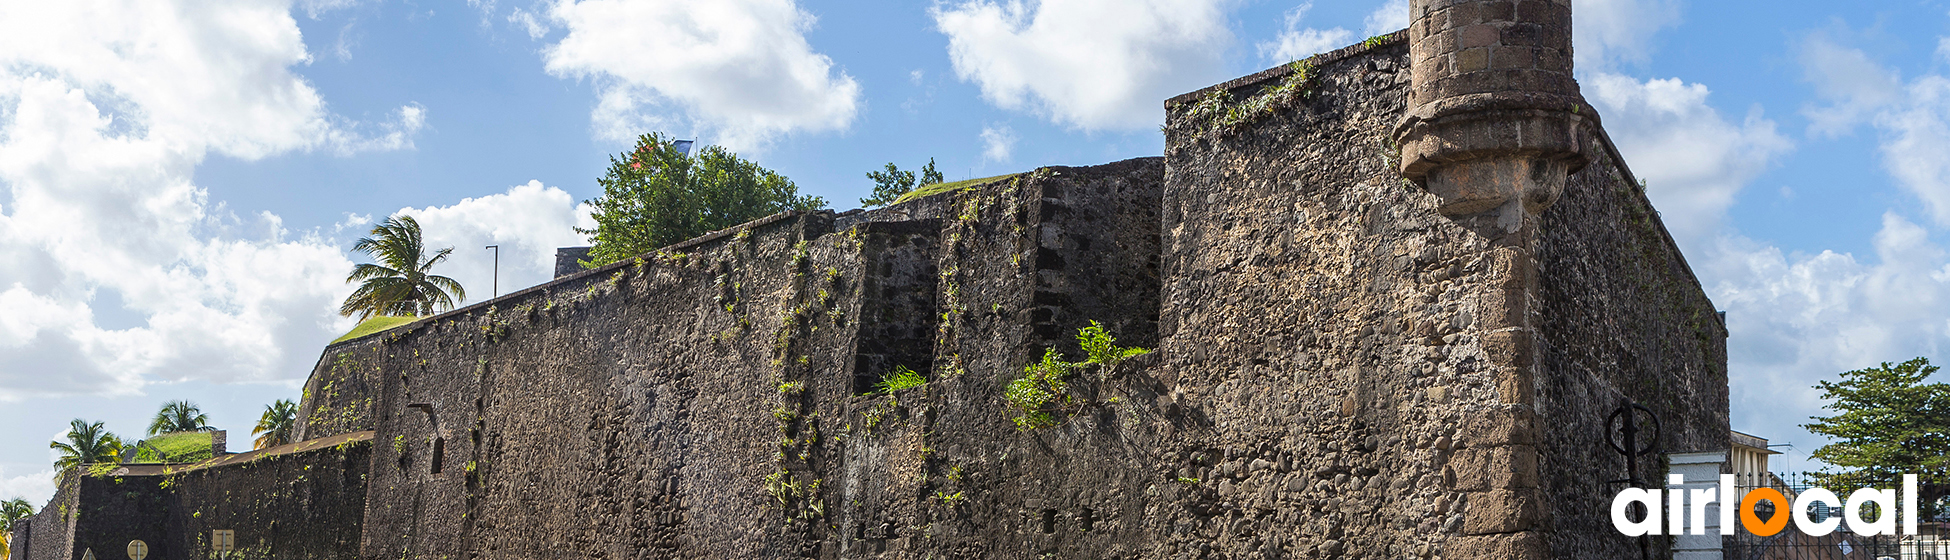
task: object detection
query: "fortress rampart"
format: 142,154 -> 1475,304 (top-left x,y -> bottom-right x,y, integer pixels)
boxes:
13,11 -> 1729,560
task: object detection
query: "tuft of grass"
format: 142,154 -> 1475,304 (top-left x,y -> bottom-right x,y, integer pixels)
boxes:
873,366 -> 927,395
891,173 -> 1024,205
332,315 -> 419,344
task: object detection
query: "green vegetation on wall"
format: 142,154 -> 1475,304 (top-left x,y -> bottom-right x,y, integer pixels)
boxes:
136,432 -> 214,464
332,315 -> 418,344
1005,322 -> 1150,430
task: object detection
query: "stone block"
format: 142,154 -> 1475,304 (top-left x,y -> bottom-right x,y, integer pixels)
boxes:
1515,0 -> 1557,27
1501,22 -> 1541,48
1496,363 -> 1536,405
1445,531 -> 1547,558
1463,488 -> 1540,534
1457,47 -> 1490,73
1491,45 -> 1536,69
1480,330 -> 1532,368
1461,407 -> 1536,447
1448,2 -> 1479,27
1482,1 -> 1514,22
1479,286 -> 1527,327
1458,24 -> 1500,49
1450,445 -> 1539,491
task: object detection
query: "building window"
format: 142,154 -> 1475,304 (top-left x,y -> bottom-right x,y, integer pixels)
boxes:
212,529 -> 235,552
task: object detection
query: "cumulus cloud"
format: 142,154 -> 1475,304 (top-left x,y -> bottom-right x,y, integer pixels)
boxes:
510,8 -> 550,40
933,0 -> 1231,130
1798,35 -> 1903,137
1363,0 -> 1407,36
1260,3 -> 1355,65
1797,35 -> 1950,228
542,0 -> 862,151
1698,216 -> 1950,465
1585,73 -> 1792,249
0,466 -> 56,505
394,181 -> 595,300
1572,0 -> 1681,69
1260,0 -> 1405,67
0,0 -> 426,399
980,124 -> 1017,163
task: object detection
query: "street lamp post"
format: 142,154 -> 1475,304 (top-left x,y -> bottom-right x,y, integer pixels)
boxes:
485,245 -> 499,298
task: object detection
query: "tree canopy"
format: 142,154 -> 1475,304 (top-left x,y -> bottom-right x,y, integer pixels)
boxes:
0,497 -> 32,559
859,158 -> 943,207
577,133 -> 825,267
254,399 -> 298,450
148,400 -> 214,436
1804,357 -> 1950,519
50,418 -> 122,475
340,215 -> 465,319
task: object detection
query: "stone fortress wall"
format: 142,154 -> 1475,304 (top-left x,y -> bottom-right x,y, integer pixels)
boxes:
11,2 -> 1731,558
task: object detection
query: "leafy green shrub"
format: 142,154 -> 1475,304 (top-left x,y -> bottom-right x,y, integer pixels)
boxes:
1005,349 -> 1072,430
874,366 -> 926,395
1078,321 -> 1150,368
1005,321 -> 1150,430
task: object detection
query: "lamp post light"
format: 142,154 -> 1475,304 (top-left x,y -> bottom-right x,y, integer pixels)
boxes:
485,245 -> 499,298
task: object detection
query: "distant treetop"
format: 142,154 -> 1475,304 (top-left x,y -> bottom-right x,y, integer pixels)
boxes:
578,133 -> 825,267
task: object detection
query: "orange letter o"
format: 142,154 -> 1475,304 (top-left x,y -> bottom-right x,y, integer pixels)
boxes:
1740,488 -> 1790,537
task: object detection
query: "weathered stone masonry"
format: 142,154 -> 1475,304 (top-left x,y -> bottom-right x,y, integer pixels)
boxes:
14,3 -> 1730,558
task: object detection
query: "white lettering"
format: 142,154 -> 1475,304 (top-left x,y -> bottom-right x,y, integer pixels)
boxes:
1845,488 -> 1896,536
1719,474 -> 1736,535
1612,487 -> 1662,536
1793,488 -> 1842,536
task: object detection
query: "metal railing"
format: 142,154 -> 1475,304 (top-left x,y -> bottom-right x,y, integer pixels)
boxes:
1726,473 -> 1950,560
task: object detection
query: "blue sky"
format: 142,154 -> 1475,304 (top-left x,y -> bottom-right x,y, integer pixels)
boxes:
4,0 -> 1950,503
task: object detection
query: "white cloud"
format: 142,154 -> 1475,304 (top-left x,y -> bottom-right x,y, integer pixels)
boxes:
1700,215 -> 1950,468
395,181 -> 595,300
1876,76 -> 1950,227
1797,36 -> 1950,228
1572,0 -> 1681,69
980,124 -> 1017,163
0,466 -> 56,505
934,0 -> 1232,130
542,0 -> 862,151
0,0 -> 425,399
1259,0 -> 1402,68
1798,35 -> 1903,137
1585,73 -> 1792,249
510,8 -> 550,40
1259,2 -> 1354,65
1363,0 -> 1407,36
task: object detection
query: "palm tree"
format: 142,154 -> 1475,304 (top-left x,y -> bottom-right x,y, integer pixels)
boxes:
50,419 -> 122,473
253,399 -> 298,449
148,400 -> 214,436
1,497 -> 33,559
339,215 -> 466,319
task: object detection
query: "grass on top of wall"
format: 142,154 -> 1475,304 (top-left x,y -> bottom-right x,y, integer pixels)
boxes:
892,173 -> 1023,205
331,315 -> 419,345
137,431 -> 213,463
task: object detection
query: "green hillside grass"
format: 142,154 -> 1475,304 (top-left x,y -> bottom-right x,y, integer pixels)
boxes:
136,431 -> 213,463
892,173 -> 1023,205
331,315 -> 419,345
